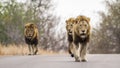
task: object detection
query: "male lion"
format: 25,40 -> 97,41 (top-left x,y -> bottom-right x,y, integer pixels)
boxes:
24,23 -> 39,55
72,15 -> 90,62
66,18 -> 75,57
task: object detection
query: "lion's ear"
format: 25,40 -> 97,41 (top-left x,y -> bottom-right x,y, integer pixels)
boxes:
74,20 -> 76,24
25,26 -> 27,28
30,23 -> 34,27
24,25 -> 27,28
87,17 -> 90,23
74,19 -> 78,24
31,23 -> 37,28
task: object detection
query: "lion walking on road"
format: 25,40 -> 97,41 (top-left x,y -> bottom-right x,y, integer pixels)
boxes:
66,18 -> 75,57
72,15 -> 91,62
24,23 -> 39,55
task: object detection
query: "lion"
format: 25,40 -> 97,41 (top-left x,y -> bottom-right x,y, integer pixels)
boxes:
24,23 -> 39,55
72,15 -> 90,62
66,18 -> 75,57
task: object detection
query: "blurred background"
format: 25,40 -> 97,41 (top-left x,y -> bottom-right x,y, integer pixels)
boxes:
0,0 -> 120,55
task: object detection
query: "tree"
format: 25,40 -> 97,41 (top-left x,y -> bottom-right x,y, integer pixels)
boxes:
0,0 -> 66,52
0,0 -> 58,44
89,0 -> 120,53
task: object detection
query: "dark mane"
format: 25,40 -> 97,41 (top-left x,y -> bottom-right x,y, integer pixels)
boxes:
73,34 -> 90,45
67,34 -> 73,43
25,35 -> 38,45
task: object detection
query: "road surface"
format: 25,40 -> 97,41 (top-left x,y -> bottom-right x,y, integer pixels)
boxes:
0,54 -> 120,68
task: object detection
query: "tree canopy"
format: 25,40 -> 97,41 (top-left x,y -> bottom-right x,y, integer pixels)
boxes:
89,0 -> 120,53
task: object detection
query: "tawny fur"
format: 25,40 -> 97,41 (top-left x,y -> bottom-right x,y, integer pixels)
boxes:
24,23 -> 39,55
66,18 -> 75,57
72,15 -> 90,62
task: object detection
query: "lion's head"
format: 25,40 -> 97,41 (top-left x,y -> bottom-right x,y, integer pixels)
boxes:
74,15 -> 90,38
66,18 -> 75,35
24,23 -> 38,39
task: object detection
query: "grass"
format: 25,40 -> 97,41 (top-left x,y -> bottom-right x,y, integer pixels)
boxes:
0,44 -> 57,55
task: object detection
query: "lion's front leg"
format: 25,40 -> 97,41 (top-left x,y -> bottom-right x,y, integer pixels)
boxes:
31,45 -> 35,55
34,45 -> 38,55
73,43 -> 80,62
80,44 -> 88,62
68,42 -> 74,57
28,45 -> 32,55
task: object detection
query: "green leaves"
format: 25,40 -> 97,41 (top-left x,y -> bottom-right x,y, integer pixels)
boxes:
0,0 -> 59,47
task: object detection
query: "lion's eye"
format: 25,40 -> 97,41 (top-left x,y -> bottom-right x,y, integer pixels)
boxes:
85,24 -> 88,27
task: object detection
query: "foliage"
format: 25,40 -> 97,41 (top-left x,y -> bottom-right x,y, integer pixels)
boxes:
89,0 -> 120,53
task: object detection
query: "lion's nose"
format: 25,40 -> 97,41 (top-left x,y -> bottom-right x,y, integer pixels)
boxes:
82,30 -> 85,33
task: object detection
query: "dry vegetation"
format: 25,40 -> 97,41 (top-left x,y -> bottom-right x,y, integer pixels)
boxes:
0,44 -> 58,55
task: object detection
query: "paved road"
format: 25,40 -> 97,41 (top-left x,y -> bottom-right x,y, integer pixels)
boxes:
0,54 -> 120,68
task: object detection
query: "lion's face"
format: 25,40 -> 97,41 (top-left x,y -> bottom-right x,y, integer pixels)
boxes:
24,23 -> 35,39
75,16 -> 90,38
66,18 -> 75,35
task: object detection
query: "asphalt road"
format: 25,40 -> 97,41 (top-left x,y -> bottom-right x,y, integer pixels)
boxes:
0,54 -> 120,68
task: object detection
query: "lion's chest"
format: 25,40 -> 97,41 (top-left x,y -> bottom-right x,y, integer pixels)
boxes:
74,35 -> 89,45
68,35 -> 73,42
25,37 -> 38,45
